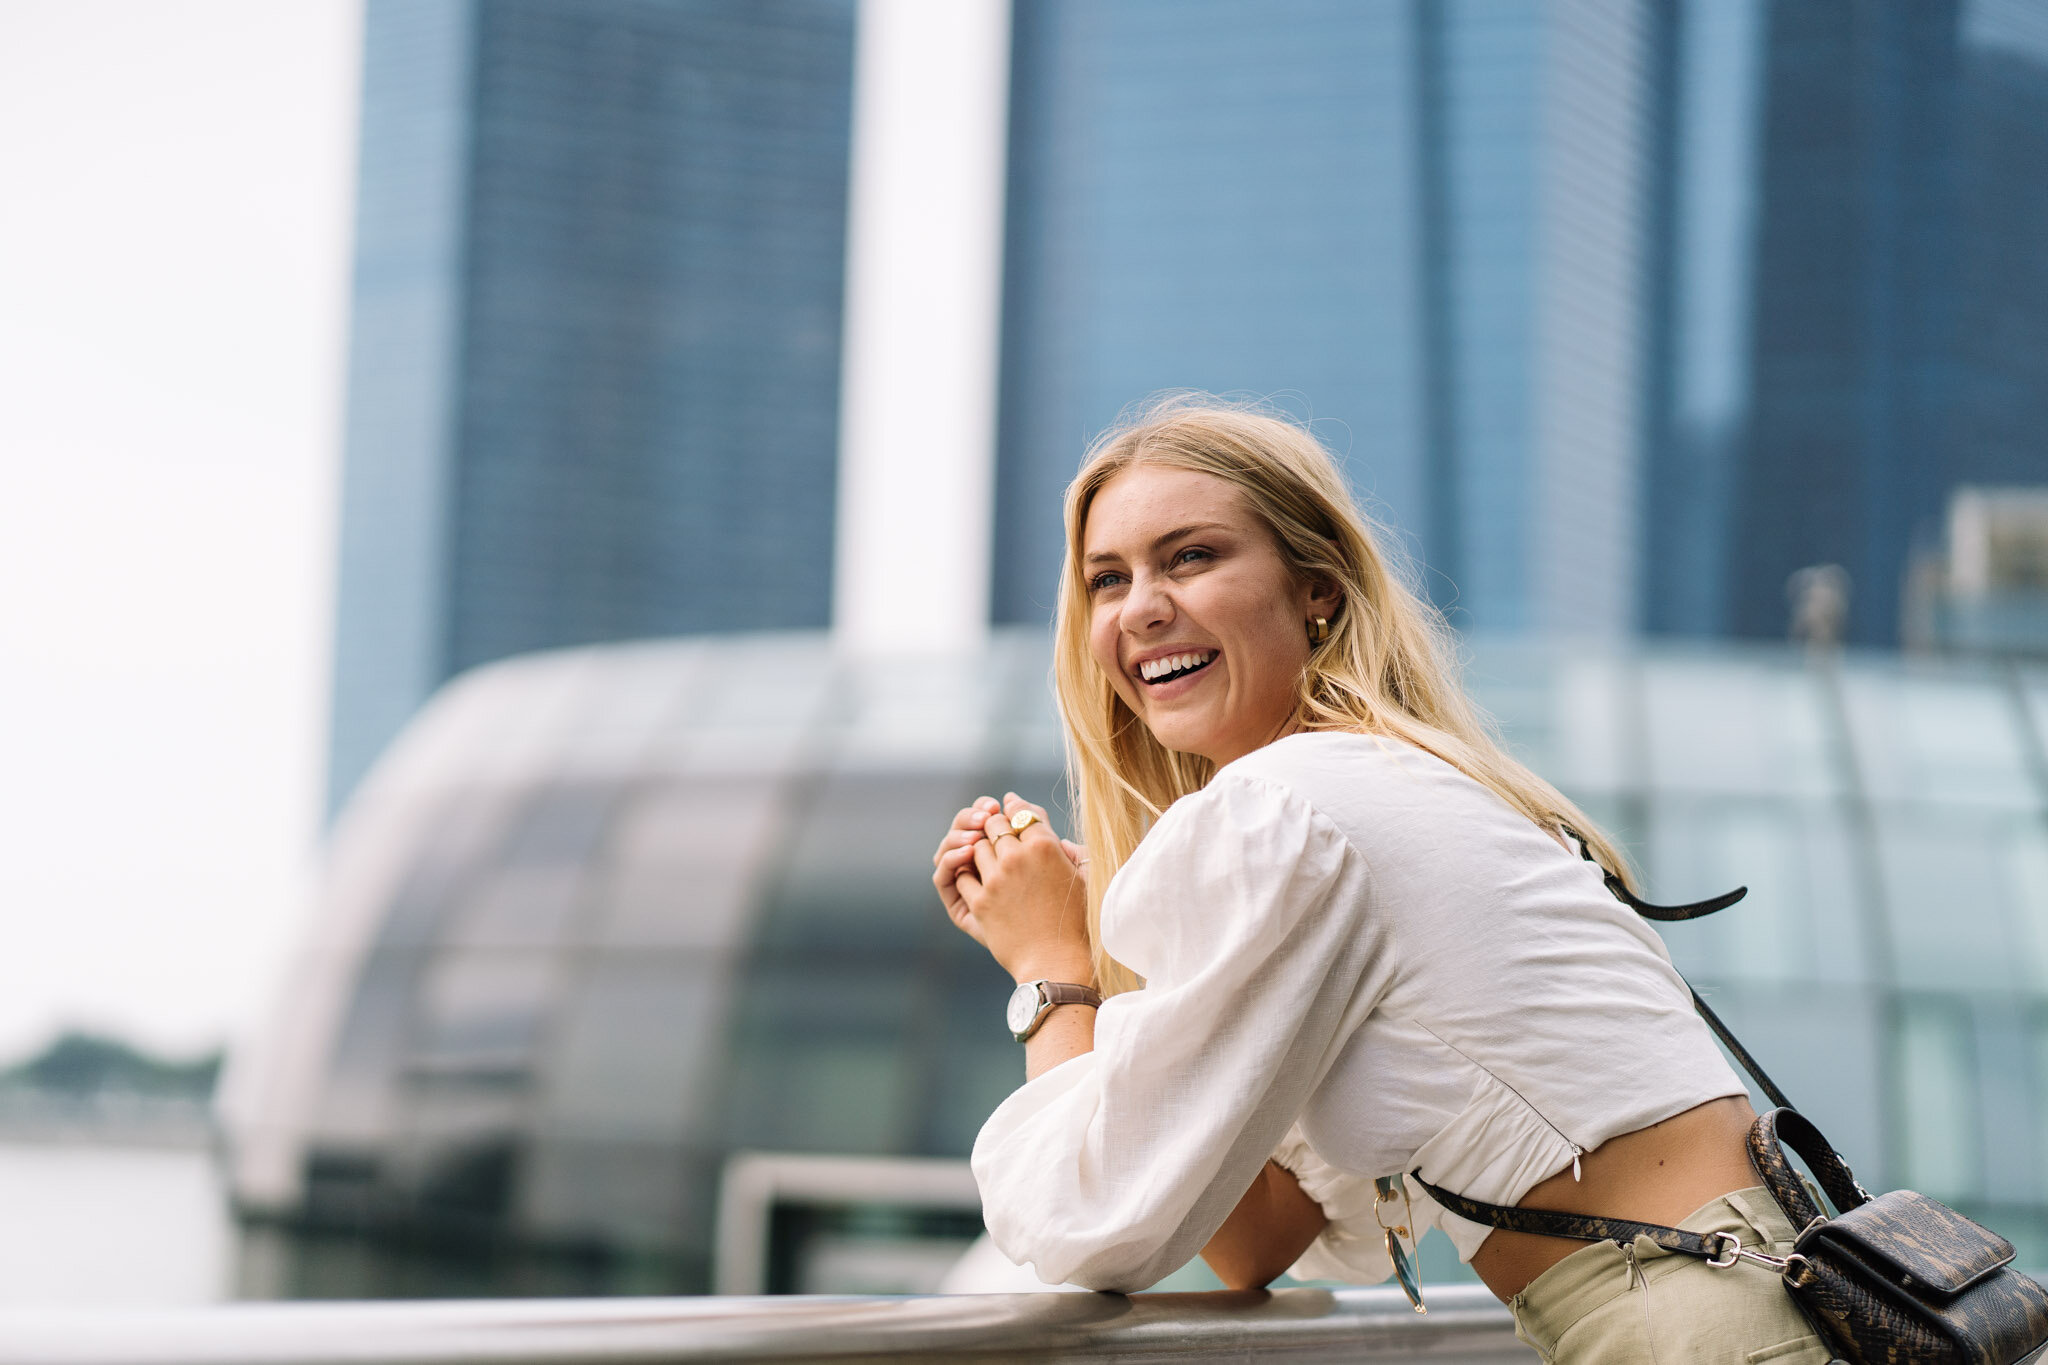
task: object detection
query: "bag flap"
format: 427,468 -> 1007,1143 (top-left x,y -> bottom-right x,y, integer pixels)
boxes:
1807,1191 -> 2015,1295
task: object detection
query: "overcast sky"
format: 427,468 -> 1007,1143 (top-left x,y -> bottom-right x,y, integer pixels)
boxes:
0,0 -> 359,1061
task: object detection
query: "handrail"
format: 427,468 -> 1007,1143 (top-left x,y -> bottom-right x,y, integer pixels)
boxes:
714,1151 -> 984,1295
0,1285 -> 1533,1363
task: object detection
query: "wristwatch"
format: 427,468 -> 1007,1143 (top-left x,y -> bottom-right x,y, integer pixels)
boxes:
1006,979 -> 1103,1042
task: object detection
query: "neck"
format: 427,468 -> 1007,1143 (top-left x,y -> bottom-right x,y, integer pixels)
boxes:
1199,712 -> 1307,770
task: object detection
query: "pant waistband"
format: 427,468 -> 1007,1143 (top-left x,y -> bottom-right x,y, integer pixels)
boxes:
1507,1185 -> 1798,1355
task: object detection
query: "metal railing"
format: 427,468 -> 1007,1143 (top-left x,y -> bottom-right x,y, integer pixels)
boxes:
714,1151 -> 985,1295
0,1285 -> 1533,1364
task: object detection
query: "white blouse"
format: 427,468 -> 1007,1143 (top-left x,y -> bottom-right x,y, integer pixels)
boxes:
969,730 -> 1745,1293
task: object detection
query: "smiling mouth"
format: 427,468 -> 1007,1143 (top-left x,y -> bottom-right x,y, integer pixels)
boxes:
1138,651 -> 1217,686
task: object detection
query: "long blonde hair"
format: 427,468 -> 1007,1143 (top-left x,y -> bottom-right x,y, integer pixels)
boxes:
1053,394 -> 1640,996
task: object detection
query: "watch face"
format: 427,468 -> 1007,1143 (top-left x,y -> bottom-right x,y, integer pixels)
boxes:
1006,981 -> 1042,1036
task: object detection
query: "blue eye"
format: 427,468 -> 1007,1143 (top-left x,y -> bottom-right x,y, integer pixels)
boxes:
1175,547 -> 1212,566
1088,570 -> 1127,592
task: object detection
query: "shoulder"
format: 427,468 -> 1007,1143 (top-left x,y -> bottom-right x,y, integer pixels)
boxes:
1145,740 -> 1379,862
1121,731 -> 1431,883
1218,729 -> 1455,836
1224,728 -> 1428,792
1101,758 -> 1373,978
1216,730 -> 1560,893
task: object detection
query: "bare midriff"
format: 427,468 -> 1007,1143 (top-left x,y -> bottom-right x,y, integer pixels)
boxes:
1467,1094 -> 1761,1302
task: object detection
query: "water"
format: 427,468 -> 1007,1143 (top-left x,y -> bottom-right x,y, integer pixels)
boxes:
0,1141 -> 231,1305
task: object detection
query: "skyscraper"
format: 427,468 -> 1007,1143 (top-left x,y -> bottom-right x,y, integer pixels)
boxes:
1728,0 -> 1961,648
992,0 -> 1658,638
1941,5 -> 2048,504
326,0 -> 2048,814
328,0 -> 857,812
1643,0 -> 2048,647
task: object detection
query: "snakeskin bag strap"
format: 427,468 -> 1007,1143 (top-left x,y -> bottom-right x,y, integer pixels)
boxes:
1407,829 -> 2048,1365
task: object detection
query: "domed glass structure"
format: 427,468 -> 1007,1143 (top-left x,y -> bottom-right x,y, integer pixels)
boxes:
220,630 -> 2048,1292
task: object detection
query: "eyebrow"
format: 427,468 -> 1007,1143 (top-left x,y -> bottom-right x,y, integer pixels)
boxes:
1084,521 -> 1232,566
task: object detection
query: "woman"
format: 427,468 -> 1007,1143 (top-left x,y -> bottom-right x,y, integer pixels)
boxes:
929,397 -> 1827,1361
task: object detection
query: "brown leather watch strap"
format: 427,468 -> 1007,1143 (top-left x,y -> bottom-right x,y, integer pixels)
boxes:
1040,982 -> 1103,1009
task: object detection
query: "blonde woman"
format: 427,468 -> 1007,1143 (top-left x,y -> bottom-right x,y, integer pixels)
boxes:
929,397 -> 1828,1362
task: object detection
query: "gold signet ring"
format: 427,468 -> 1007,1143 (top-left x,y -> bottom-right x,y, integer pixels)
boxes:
1008,810 -> 1040,834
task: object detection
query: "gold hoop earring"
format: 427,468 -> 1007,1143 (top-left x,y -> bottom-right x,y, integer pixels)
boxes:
1307,616 -> 1330,645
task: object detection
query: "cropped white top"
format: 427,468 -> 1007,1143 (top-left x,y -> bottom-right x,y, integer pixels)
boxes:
969,729 -> 1745,1293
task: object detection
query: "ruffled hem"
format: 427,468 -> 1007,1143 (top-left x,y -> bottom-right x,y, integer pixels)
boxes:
1401,1064 -> 1749,1262
1402,1070 -> 1587,1263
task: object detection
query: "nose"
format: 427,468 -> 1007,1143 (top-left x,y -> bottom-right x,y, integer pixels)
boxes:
1119,567 -> 1175,635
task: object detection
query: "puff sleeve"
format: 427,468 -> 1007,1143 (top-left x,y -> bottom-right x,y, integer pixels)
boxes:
968,772 -> 1396,1291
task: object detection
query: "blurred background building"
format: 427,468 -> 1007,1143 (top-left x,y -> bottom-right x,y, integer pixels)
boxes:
326,0 -> 858,813
181,0 -> 2048,1301
1907,487 -> 2048,658
223,631 -> 2048,1296
1666,0 -> 2048,647
327,0 -> 2048,817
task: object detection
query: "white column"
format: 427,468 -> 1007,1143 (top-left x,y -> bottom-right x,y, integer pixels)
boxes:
832,0 -> 1012,654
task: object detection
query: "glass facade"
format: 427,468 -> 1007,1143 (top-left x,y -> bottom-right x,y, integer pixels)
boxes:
991,0 -> 1428,625
1727,1 -> 1960,649
1949,2 -> 2048,491
228,634 -> 1059,1293
1639,0 -> 1764,639
327,0 -> 857,816
224,630 -> 2048,1293
1645,0 -> 2048,648
322,0 -> 2048,829
991,0 -> 1653,639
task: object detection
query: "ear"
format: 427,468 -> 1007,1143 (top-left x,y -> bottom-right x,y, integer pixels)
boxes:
1305,576 -> 1344,619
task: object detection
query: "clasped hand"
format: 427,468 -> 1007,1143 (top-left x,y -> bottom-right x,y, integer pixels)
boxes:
931,793 -> 1094,985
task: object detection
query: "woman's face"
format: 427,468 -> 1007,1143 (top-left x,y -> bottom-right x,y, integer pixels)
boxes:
1082,464 -> 1340,768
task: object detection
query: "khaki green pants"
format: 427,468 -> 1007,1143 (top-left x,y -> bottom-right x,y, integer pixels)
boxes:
1508,1186 -> 1833,1364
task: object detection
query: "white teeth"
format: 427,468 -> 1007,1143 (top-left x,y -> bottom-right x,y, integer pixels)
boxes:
1138,650 -> 1215,681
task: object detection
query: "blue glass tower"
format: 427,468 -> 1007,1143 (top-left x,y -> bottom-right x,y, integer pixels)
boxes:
992,1 -> 1428,624
1644,0 -> 2048,647
992,0 -> 1658,638
327,0 -> 856,813
1943,6 -> 2048,497
1727,0 -> 1962,648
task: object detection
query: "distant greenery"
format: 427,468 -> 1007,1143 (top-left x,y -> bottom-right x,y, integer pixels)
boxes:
0,1032 -> 221,1101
